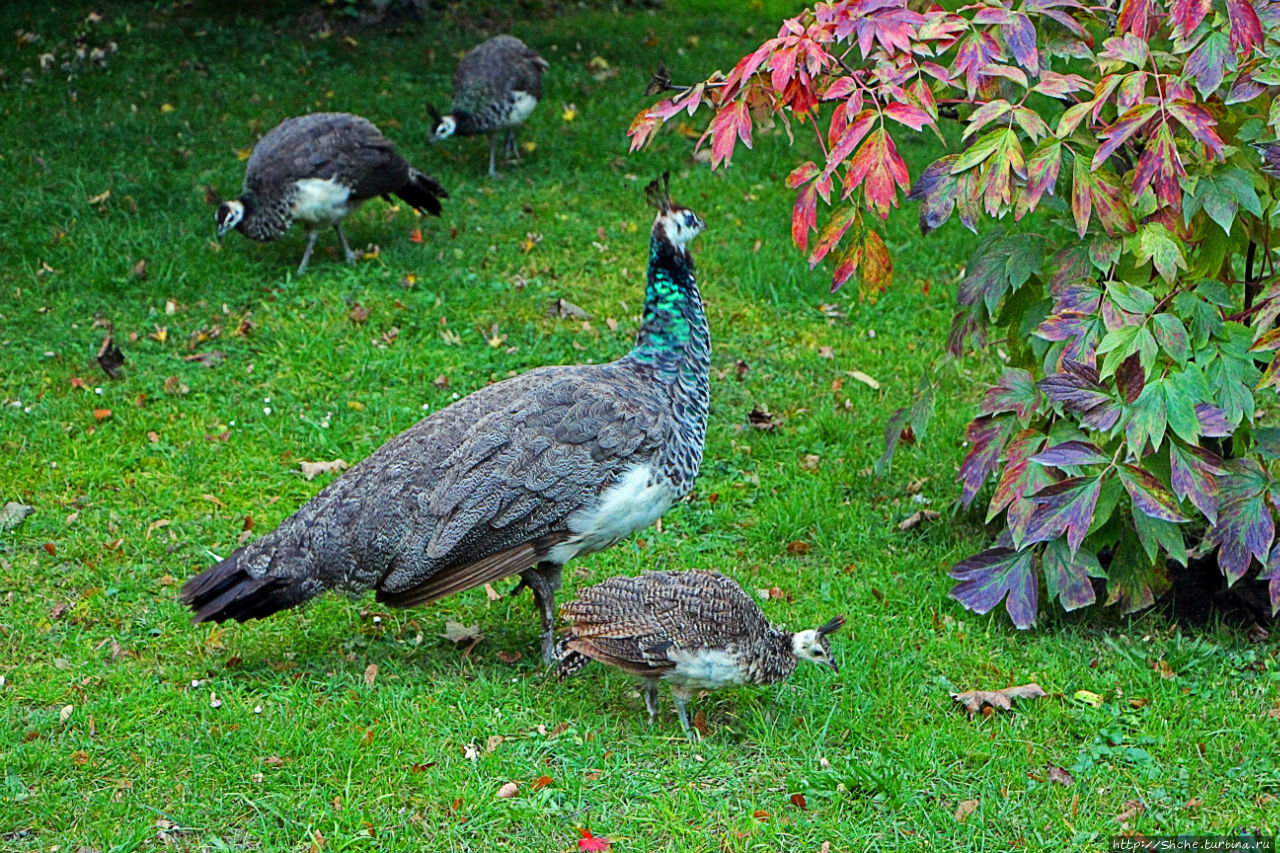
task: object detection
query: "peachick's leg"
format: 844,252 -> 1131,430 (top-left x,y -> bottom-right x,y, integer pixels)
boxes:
504,129 -> 519,161
518,561 -> 562,663
297,230 -> 320,275
334,223 -> 358,265
487,133 -> 500,178
643,680 -> 660,725
671,685 -> 697,741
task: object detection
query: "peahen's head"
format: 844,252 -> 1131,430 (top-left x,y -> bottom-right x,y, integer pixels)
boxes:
428,106 -> 456,143
216,198 -> 246,238
790,614 -> 846,673
646,172 -> 705,250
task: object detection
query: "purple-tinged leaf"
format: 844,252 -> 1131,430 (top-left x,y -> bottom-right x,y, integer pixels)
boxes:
1133,123 -> 1187,210
1225,0 -> 1265,54
1115,352 -> 1144,404
1023,140 -> 1062,214
1227,64 -> 1268,104
1260,543 -> 1280,616
949,547 -> 1038,628
1100,32 -> 1151,66
875,406 -> 911,478
1056,101 -> 1093,138
1031,440 -> 1110,467
1119,464 -> 1189,522
1023,476 -> 1103,553
1013,107 -> 1051,144
1037,361 -> 1110,412
981,63 -> 1030,89
989,429 -> 1051,528
1208,458 -> 1275,583
1195,404 -> 1232,437
1170,443 -> 1219,524
1172,0 -> 1213,37
1004,12 -> 1039,74
1040,539 -> 1098,611
883,102 -> 933,132
908,154 -> 960,235
961,100 -> 1013,142
1032,71 -> 1090,100
951,31 -> 1004,100
1166,101 -> 1225,160
1184,32 -> 1233,100
958,415 -> 1016,506
1249,327 -> 1280,352
980,368 -> 1040,420
1093,104 -> 1158,170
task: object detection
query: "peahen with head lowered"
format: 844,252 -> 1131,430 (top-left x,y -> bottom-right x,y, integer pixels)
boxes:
556,570 -> 845,738
215,112 -> 448,274
183,173 -> 709,662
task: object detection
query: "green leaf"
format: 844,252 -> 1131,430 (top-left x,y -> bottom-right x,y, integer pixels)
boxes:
1134,510 -> 1189,566
1164,368 -> 1207,444
1104,530 -> 1167,612
1152,314 -> 1189,364
952,128 -> 1013,173
1132,224 -> 1188,283
1106,280 -> 1156,315
1040,539 -> 1099,611
1125,380 -> 1168,456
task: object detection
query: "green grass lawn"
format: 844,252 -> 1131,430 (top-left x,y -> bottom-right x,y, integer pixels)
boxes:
2,2 -> 1277,850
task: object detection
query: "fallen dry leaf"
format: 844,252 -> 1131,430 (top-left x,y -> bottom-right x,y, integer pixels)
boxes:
1047,765 -> 1074,787
898,509 -> 941,531
577,828 -> 611,852
440,620 -> 483,645
551,298 -> 591,320
735,359 -> 750,381
495,781 -> 519,799
0,501 -> 34,532
748,405 -> 775,430
299,459 -> 349,481
847,370 -> 881,390
349,304 -> 370,325
786,540 -> 811,556
800,454 -> 821,471
531,775 -> 553,791
184,351 -> 225,368
1116,799 -> 1145,824
954,799 -> 979,822
97,330 -> 124,378
951,683 -> 1046,716
92,408 -> 112,422
363,663 -> 377,688
692,709 -> 710,738
817,346 -> 834,359
790,793 -> 807,809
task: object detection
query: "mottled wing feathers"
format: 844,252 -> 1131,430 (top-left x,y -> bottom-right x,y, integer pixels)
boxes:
229,363 -> 670,607
452,36 -> 548,110
246,112 -> 409,200
559,571 -> 770,676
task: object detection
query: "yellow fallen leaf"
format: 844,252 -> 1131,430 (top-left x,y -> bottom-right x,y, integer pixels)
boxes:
160,103 -> 175,113
236,146 -> 252,161
522,141 -> 537,154
561,103 -> 577,122
299,459 -> 349,480
848,370 -> 880,390
1073,689 -> 1104,707
348,400 -> 365,412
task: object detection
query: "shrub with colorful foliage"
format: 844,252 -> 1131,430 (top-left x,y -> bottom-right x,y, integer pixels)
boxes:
629,0 -> 1280,625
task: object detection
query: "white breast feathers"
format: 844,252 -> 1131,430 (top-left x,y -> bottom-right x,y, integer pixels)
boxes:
290,178 -> 356,226
547,465 -> 677,564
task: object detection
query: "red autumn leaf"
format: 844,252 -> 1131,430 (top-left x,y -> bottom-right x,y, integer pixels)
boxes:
1093,104 -> 1158,169
531,774 -> 553,790
847,127 -> 909,220
1225,0 -> 1264,54
707,100 -> 753,169
792,182 -> 818,251
825,109 -> 877,176
1165,101 -> 1225,159
577,828 -> 611,852
44,543 -> 57,556
1171,0 -> 1212,38
408,227 -> 423,244
790,793 -> 808,809
1133,122 -> 1186,209
883,101 -> 933,132
809,204 -> 860,267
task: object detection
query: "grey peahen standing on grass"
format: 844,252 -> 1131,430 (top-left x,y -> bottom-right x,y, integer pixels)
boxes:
184,173 -> 708,663
556,570 -> 845,738
428,35 -> 548,177
215,112 -> 448,274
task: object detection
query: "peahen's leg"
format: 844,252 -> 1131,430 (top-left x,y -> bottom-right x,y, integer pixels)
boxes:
334,223 -> 358,265
643,680 -> 660,725
517,561 -> 562,663
671,685 -> 697,741
297,230 -> 320,275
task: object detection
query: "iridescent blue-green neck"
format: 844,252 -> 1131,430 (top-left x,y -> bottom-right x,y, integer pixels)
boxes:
627,229 -> 709,378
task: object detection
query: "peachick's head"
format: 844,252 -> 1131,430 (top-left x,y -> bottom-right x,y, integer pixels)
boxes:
646,171 -> 705,250
215,199 -> 246,238
791,614 -> 846,673
428,106 -> 457,143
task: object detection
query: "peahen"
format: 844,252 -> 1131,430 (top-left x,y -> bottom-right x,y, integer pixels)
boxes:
184,173 -> 709,663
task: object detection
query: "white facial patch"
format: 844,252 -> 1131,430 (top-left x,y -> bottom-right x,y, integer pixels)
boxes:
659,209 -> 706,249
791,629 -> 819,657
217,200 -> 245,236
431,115 -> 458,142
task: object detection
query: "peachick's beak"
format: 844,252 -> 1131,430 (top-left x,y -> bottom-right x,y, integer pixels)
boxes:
825,659 -> 839,674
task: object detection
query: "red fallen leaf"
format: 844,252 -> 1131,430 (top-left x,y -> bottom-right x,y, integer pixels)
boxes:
578,827 -> 611,851
69,376 -> 87,390
790,792 -> 807,809
496,650 -> 523,664
531,774 -> 553,790
692,709 -> 710,737
93,408 -> 112,421
752,810 -> 770,821
408,227 -> 423,244
408,761 -> 436,772
786,540 -> 811,555
44,543 -> 57,556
